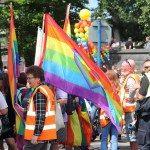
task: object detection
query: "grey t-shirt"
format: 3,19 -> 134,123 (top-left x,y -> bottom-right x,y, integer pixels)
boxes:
126,77 -> 136,102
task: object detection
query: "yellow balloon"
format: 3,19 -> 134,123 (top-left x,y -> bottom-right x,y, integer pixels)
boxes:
84,26 -> 89,32
79,9 -> 91,20
74,28 -> 79,33
85,33 -> 88,39
79,32 -> 84,38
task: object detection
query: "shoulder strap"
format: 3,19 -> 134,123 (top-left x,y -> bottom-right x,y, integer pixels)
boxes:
17,87 -> 27,104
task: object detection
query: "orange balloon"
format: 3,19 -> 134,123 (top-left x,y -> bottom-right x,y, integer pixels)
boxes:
74,23 -> 80,29
79,27 -> 84,33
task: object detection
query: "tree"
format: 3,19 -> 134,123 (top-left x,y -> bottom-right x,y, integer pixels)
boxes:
0,0 -> 88,66
93,0 -> 149,42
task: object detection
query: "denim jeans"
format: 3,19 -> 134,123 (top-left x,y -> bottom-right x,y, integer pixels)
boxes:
101,122 -> 118,150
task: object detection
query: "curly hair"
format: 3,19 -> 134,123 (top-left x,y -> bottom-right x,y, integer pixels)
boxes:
26,65 -> 45,82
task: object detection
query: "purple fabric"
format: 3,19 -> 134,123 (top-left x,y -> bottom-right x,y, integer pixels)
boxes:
44,71 -> 108,109
16,134 -> 24,150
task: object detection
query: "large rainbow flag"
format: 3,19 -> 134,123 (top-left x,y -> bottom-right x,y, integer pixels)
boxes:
41,13 -> 123,131
8,3 -> 23,135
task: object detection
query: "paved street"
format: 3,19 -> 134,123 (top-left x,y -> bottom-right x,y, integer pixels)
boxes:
58,134 -> 130,150
3,135 -> 130,150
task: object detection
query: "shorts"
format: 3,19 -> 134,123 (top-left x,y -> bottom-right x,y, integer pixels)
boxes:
125,112 -> 137,142
0,127 -> 15,140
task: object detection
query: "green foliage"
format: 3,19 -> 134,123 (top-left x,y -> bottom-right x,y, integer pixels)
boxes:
94,0 -> 150,42
0,0 -> 88,66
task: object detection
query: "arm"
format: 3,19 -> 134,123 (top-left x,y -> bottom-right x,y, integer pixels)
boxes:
33,91 -> 46,136
126,77 -> 136,102
31,91 -> 46,144
136,75 -> 149,101
0,108 -> 8,115
0,92 -> 8,115
57,98 -> 67,105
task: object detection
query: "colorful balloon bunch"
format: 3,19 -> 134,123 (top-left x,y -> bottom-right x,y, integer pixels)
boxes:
74,9 -> 92,53
100,46 -> 110,63
74,9 -> 110,64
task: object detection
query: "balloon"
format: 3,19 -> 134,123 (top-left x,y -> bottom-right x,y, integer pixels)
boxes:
75,33 -> 79,38
82,42 -> 88,47
79,32 -> 84,38
81,38 -> 86,42
79,28 -> 84,33
74,28 -> 79,33
77,38 -> 81,43
84,26 -> 88,32
74,23 -> 80,28
79,9 -> 91,20
85,33 -> 88,39
84,46 -> 88,50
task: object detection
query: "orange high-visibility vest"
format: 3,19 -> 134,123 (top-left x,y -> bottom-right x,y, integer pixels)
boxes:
100,109 -> 110,128
24,85 -> 57,141
121,74 -> 140,113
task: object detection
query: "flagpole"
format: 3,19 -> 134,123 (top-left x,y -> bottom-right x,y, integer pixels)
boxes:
38,14 -> 45,66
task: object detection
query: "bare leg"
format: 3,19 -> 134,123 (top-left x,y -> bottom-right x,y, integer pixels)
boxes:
5,138 -> 17,150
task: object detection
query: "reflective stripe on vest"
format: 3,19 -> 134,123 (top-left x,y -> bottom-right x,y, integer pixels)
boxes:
100,110 -> 110,128
145,72 -> 150,98
24,85 -> 56,141
26,124 -> 56,130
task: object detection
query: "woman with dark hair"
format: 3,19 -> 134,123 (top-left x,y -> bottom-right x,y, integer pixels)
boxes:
0,73 -> 17,150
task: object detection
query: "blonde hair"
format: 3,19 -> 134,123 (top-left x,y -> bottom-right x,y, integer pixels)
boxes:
106,70 -> 120,93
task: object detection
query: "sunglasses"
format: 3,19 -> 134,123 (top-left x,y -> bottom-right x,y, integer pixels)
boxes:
144,66 -> 150,69
125,59 -> 131,67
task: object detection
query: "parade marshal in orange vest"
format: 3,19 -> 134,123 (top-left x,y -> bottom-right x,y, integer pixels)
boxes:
120,59 -> 139,150
24,65 -> 56,150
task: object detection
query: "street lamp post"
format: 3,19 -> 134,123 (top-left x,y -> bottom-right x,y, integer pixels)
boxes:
97,17 -> 101,67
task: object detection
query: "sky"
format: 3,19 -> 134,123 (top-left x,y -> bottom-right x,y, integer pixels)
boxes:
87,0 -> 98,9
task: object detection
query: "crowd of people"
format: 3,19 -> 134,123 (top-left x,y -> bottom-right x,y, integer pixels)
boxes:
109,36 -> 150,50
0,58 -> 149,150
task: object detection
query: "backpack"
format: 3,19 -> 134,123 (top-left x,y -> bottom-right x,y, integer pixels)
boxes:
17,87 -> 26,105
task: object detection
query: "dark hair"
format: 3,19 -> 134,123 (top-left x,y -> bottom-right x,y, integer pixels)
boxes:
18,72 -> 27,85
144,59 -> 150,64
26,65 -> 45,82
0,73 -> 10,93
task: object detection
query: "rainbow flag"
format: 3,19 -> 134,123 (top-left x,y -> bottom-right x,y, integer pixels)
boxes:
42,13 -> 123,131
8,3 -> 23,135
63,3 -> 71,37
8,3 -> 20,105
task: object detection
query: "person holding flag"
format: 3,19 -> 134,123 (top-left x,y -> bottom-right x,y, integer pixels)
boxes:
23,65 -> 57,150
